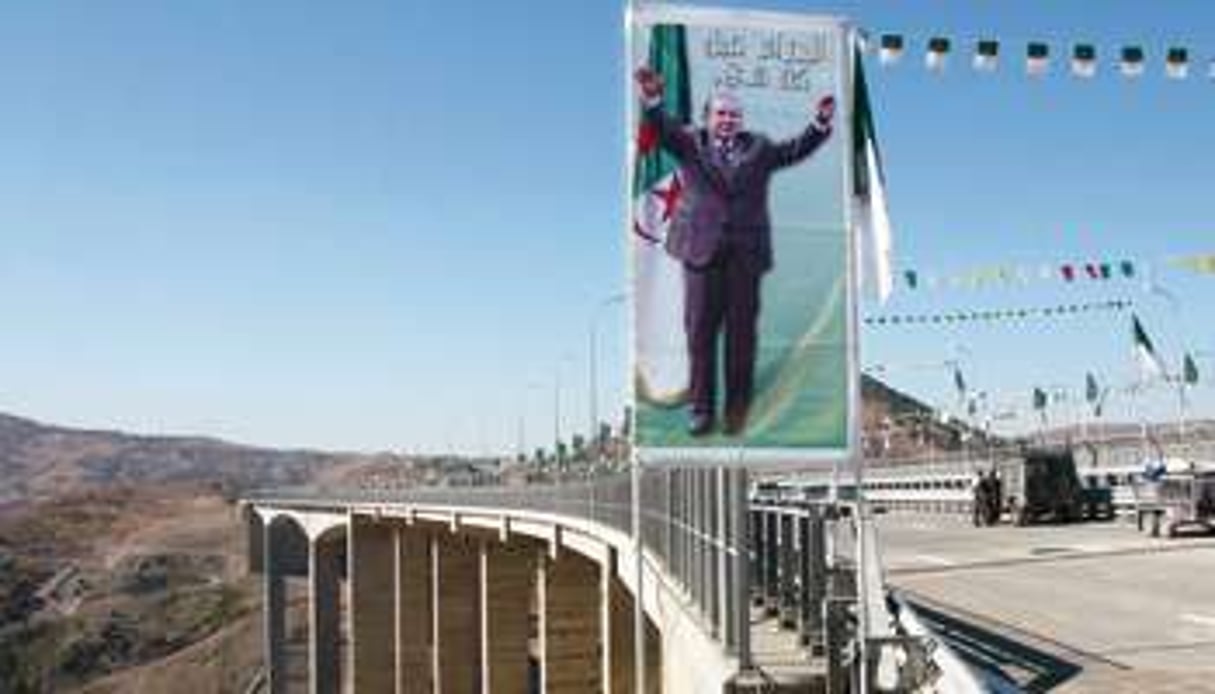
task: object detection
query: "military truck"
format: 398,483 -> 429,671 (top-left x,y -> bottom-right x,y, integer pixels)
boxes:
998,447 -> 1110,525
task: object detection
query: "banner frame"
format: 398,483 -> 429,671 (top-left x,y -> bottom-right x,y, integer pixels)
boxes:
627,4 -> 861,471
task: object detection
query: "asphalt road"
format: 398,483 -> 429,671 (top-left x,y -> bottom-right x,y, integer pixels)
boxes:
877,514 -> 1215,691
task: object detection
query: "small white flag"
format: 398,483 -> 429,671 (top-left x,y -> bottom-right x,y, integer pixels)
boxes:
1120,46 -> 1145,78
926,37 -> 950,72
1072,44 -> 1097,78
973,39 -> 999,72
879,34 -> 904,66
1026,42 -> 1050,76
1166,47 -> 1189,79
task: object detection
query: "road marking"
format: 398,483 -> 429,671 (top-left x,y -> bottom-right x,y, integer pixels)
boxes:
1179,613 -> 1215,628
912,554 -> 956,566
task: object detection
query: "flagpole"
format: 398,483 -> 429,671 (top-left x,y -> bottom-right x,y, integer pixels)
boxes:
1178,379 -> 1188,445
624,3 -> 647,692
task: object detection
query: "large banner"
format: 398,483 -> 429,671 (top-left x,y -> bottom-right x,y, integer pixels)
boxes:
629,6 -> 854,464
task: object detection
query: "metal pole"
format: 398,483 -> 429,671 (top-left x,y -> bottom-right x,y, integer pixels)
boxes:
632,451 -> 646,694
735,467 -> 752,668
589,318 -> 598,461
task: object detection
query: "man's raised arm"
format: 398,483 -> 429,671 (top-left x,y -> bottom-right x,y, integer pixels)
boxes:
769,94 -> 836,169
635,67 -> 695,161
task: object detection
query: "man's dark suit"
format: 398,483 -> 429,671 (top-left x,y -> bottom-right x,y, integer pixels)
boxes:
645,104 -> 831,431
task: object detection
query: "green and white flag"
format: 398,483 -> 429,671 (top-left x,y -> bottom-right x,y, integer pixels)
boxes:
1132,314 -> 1165,380
632,23 -> 692,405
1032,387 -> 1048,411
952,366 -> 967,403
1183,352 -> 1199,385
853,45 -> 894,302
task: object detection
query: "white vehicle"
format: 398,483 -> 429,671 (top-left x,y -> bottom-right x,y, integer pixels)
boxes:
1132,464 -> 1215,537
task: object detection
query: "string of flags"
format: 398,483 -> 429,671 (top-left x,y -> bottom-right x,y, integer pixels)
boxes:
897,252 -> 1215,293
868,33 -> 1210,81
899,259 -> 1137,292
1169,253 -> 1215,274
863,299 -> 1132,327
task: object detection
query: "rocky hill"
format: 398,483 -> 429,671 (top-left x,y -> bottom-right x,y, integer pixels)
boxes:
0,413 -> 380,507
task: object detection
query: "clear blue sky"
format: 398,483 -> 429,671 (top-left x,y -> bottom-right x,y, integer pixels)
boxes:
1,1 -> 1213,454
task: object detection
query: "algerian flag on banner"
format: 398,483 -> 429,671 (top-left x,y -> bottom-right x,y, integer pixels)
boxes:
633,23 -> 691,405
1132,314 -> 1166,380
853,44 -> 895,302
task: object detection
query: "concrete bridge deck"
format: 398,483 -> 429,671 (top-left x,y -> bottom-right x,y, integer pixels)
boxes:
878,513 -> 1215,692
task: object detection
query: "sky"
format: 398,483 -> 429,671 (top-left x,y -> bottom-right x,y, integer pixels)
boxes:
1,1 -> 1214,455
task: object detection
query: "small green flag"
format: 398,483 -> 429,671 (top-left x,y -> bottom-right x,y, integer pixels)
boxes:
1085,372 -> 1100,403
1184,353 -> 1199,385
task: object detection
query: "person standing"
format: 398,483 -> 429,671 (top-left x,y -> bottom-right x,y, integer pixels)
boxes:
634,67 -> 836,437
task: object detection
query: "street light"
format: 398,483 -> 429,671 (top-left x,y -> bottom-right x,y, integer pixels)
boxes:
519,381 -> 544,463
589,293 -> 626,463
554,354 -> 575,472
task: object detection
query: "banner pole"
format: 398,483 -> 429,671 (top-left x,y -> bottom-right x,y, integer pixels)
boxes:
625,0 -> 647,688
844,25 -> 871,694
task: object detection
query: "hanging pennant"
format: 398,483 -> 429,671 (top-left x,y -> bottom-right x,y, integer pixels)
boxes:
1166,47 -> 1189,79
926,37 -> 951,71
1026,42 -> 1050,76
973,40 -> 999,72
880,34 -> 905,65
1120,46 -> 1146,78
1171,254 -> 1215,274
1072,44 -> 1098,78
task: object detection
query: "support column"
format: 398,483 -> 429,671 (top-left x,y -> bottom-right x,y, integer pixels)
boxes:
799,509 -> 827,649
309,537 -> 342,694
481,539 -> 533,694
544,550 -> 602,692
749,509 -> 763,605
706,468 -> 721,634
762,511 -> 779,615
264,524 -> 287,694
779,513 -> 797,628
433,533 -> 480,693
349,516 -> 395,693
395,527 -> 431,694
608,573 -> 633,694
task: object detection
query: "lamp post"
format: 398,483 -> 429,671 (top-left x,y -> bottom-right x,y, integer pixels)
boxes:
589,293 -> 626,466
553,355 -> 574,473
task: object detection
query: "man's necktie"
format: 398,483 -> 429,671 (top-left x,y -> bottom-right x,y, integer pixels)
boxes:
716,137 -> 736,166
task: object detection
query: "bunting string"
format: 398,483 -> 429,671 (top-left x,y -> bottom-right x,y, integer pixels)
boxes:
899,258 -> 1139,292
863,299 -> 1133,327
863,32 -> 1211,82
894,252 -> 1215,294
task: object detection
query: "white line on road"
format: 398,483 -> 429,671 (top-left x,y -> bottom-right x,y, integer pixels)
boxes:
912,554 -> 956,567
1179,613 -> 1215,628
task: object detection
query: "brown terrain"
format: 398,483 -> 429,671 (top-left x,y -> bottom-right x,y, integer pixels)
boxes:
0,377 -> 980,692
0,412 -> 450,693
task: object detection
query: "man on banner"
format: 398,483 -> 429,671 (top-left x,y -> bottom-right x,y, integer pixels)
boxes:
634,66 -> 836,436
